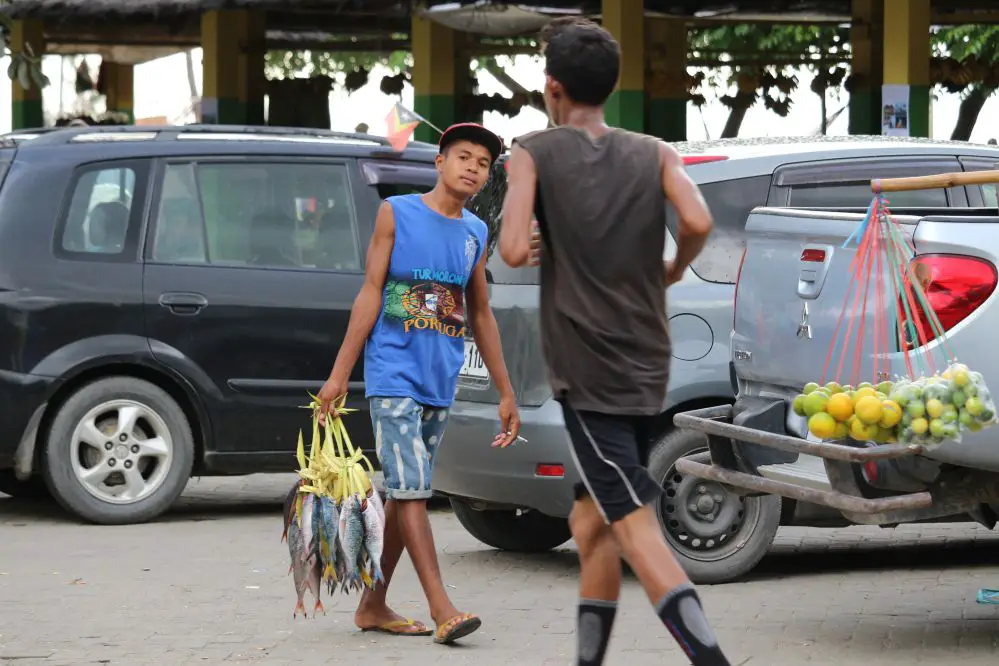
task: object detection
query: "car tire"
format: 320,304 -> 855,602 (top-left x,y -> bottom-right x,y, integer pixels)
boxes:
42,377 -> 195,525
649,428 -> 781,584
0,469 -> 50,499
451,499 -> 572,553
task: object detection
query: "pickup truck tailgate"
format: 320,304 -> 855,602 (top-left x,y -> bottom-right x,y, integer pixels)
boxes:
732,208 -> 917,391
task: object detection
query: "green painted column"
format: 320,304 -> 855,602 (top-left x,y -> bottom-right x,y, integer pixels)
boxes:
412,15 -> 456,143
646,19 -> 687,141
882,0 -> 930,137
10,20 -> 44,129
603,0 -> 645,132
103,62 -> 134,123
849,0 -> 884,135
201,10 -> 248,124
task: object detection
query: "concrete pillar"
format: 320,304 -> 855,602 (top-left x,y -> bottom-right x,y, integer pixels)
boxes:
882,0 -> 931,137
646,19 -> 686,141
602,0 -> 645,132
10,19 -> 44,129
103,62 -> 134,123
849,0 -> 884,135
202,10 -> 250,124
412,15 -> 456,143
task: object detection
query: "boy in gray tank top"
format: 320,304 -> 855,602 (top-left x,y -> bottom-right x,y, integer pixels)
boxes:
499,17 -> 729,666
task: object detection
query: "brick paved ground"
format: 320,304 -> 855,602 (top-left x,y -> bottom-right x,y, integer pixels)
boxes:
2,473 -> 999,665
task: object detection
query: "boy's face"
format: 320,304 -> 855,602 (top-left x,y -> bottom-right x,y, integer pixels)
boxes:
436,139 -> 492,197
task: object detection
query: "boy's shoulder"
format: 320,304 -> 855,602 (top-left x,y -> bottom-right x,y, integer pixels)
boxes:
461,209 -> 489,237
385,193 -> 421,209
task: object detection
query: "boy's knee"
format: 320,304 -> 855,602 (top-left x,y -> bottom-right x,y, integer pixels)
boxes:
570,499 -> 610,552
609,505 -> 660,558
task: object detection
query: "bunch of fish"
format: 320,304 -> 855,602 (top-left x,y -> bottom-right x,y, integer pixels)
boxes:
281,394 -> 386,619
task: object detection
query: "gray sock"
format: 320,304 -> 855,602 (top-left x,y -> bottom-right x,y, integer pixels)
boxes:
655,583 -> 730,666
577,598 -> 617,665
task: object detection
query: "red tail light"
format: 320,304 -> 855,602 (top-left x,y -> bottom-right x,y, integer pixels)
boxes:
682,155 -> 728,166
535,463 -> 565,478
800,248 -> 826,263
900,254 -> 997,348
733,247 -> 748,328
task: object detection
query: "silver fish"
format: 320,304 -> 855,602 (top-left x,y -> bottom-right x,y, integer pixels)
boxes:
301,493 -> 315,565
362,492 -> 385,586
287,520 -> 310,618
338,494 -> 365,590
306,552 -> 325,617
310,495 -> 323,563
318,496 -> 340,593
280,481 -> 301,543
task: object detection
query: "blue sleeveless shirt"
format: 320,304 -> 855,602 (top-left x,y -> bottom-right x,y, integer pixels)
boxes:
364,194 -> 489,407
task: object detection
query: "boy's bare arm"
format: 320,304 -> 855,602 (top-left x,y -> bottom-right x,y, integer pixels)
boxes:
499,145 -> 538,268
317,202 -> 395,418
660,142 -> 713,284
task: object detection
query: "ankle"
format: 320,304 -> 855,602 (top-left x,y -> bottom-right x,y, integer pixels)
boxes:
430,604 -> 460,625
356,596 -> 387,615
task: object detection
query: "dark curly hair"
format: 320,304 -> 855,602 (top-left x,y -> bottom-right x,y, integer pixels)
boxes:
541,17 -> 620,106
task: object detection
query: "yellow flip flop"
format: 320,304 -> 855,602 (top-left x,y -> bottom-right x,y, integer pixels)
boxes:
361,618 -> 433,636
434,613 -> 482,644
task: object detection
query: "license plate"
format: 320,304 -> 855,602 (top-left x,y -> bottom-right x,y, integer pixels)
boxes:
460,340 -> 489,380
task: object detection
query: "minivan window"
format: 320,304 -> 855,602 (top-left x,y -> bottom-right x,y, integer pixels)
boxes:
151,162 -> 361,271
61,165 -> 136,255
667,175 -> 771,284
788,182 -> 948,208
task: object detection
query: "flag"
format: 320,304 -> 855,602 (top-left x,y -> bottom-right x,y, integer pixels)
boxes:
385,103 -> 424,151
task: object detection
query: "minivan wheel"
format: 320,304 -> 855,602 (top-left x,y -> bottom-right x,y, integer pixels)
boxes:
43,377 -> 194,525
0,470 -> 50,499
451,499 -> 572,553
649,428 -> 781,584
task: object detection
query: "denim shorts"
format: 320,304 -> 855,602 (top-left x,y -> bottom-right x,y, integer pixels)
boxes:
369,396 -> 450,501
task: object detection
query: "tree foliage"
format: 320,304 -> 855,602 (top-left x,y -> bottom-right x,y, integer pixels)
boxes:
931,25 -> 999,140
688,23 -> 849,137
264,49 -> 411,83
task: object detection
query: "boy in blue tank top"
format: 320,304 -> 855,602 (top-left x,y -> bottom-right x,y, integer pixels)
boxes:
317,123 -> 520,644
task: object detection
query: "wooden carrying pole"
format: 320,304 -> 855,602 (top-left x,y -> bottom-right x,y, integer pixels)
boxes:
873,170 -> 999,193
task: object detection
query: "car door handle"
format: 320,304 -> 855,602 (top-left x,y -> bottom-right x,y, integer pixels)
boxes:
159,292 -> 208,316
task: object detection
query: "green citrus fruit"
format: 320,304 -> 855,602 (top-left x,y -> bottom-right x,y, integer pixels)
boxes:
803,392 -> 830,418
792,394 -> 807,417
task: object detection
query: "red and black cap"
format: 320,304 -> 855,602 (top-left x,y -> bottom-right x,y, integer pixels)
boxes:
438,122 -> 503,163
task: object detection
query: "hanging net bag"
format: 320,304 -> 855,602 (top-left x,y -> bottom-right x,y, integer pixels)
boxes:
792,172 -> 998,452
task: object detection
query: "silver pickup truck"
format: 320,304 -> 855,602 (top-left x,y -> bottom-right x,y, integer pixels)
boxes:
673,195 -> 999,584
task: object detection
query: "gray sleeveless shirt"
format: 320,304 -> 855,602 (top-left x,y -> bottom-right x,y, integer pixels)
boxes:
513,126 -> 670,415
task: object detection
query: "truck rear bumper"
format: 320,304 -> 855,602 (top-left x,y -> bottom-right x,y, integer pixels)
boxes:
673,404 -> 942,522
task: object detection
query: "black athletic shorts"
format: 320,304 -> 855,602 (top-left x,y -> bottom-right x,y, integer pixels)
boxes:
559,401 -> 663,524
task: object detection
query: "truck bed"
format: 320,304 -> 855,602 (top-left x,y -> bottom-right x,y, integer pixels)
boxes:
732,205 -> 999,472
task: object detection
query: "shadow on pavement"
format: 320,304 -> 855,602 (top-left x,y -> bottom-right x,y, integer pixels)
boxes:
748,535 -> 999,581
0,490 -> 453,525
450,533 -> 999,585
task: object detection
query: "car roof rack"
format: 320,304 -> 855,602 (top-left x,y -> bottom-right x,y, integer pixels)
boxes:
23,123 -> 397,148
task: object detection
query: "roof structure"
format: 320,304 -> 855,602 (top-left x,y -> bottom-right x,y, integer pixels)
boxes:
3,0 -> 999,65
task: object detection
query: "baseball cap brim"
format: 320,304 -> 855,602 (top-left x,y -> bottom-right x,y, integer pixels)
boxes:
439,123 -> 503,163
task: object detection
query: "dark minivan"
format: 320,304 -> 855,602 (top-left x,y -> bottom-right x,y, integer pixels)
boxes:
0,125 -> 442,524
